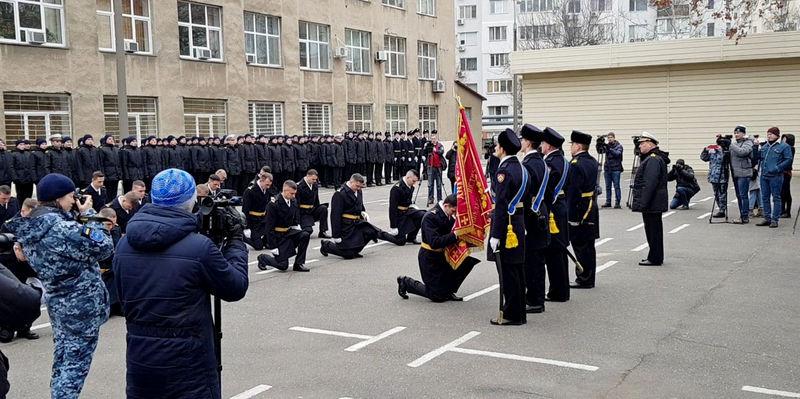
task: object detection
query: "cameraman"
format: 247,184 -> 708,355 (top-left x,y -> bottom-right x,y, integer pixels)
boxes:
599,132 -> 624,209
729,125 -> 754,224
667,159 -> 700,209
701,135 -> 731,218
113,168 -> 248,399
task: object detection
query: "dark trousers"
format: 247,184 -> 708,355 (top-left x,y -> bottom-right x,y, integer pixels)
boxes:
392,161 -> 401,180
276,230 -> 310,267
381,213 -> 423,246
366,162 -> 375,185
670,187 -> 696,209
300,206 -> 329,234
782,174 -> 792,215
571,229 -> 597,287
238,173 -> 255,196
401,258 -> 476,302
244,220 -> 268,250
321,240 -> 363,259
332,167 -> 343,188
524,249 -> 546,307
373,163 -> 383,185
226,175 -> 241,195
544,243 -> 570,301
1,349 -> 9,399
104,179 -> 119,198
384,163 -> 393,183
14,182 -> 33,204
498,259 -> 526,322
642,212 -> 664,264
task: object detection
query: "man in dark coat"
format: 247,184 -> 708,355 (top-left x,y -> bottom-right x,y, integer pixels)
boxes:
85,171 -> 109,212
332,135 -> 346,188
383,133 -> 395,184
31,139 -> 49,186
242,170 -> 276,250
76,135 -> 101,188
222,135 -> 243,194
392,132 -> 403,181
99,135 -> 122,197
320,174 -> 384,259
62,137 -> 80,186
519,124 -> 550,314
239,134 -> 259,193
355,133 -> 367,177
403,131 -> 416,177
114,168 -> 248,399
296,169 -> 330,238
11,140 -> 36,203
120,136 -> 145,193
294,136 -> 309,182
487,129 -> 527,326
541,128 -> 571,302
46,135 -> 72,182
631,132 -> 670,266
141,136 -> 162,189
281,137 -> 297,186
567,131 -> 600,289
0,139 -> 12,188
383,169 -> 425,246
256,180 -> 311,272
396,194 -> 479,302
667,159 -> 701,209
255,136 -> 272,177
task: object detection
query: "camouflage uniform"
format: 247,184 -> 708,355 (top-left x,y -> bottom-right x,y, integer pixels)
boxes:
7,207 -> 113,399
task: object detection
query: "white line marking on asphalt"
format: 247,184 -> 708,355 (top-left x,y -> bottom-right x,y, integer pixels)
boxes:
697,212 -> 712,219
699,196 -> 714,202
669,224 -> 690,234
289,326 -> 372,340
40,306 -> 47,311
450,347 -> 599,371
742,385 -> 800,398
463,285 -> 499,302
230,384 -> 273,399
364,241 -> 389,250
255,259 -> 319,275
626,223 -> 644,232
662,211 -> 676,218
596,261 -> 619,273
595,238 -> 614,247
313,246 -> 321,250
407,331 -> 481,368
689,202 -> 697,207
31,323 -> 51,331
345,326 -> 407,352
731,199 -> 738,203
631,243 -> 649,252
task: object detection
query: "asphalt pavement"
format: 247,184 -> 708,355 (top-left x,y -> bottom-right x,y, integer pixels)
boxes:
2,177 -> 800,399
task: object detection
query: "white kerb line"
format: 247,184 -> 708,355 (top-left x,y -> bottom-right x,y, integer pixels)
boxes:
626,223 -> 644,232
289,326 -> 371,340
31,323 -> 51,331
596,261 -> 618,273
662,211 -> 676,218
463,284 -> 499,302
345,326 -> 407,352
669,224 -> 690,234
595,238 -> 614,247
742,386 -> 800,398
450,347 -> 599,372
631,243 -> 649,252
697,212 -> 712,219
698,196 -> 714,202
229,385 -> 272,399
407,331 -> 481,368
364,241 -> 389,250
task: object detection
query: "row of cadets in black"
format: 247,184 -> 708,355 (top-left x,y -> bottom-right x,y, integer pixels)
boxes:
488,128 -> 527,326
397,194 -> 479,302
320,175 -> 383,259
566,131 -> 600,289
541,127 -> 571,303
242,172 -> 278,251
383,169 -> 425,246
519,124 -> 551,315
257,181 -> 311,272
319,135 -> 345,188
295,170 -> 330,238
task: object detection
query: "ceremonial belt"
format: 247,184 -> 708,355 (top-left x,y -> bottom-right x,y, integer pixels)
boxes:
248,211 -> 265,217
299,204 -> 314,209
420,242 -> 443,252
342,213 -> 361,220
581,191 -> 594,222
581,192 -> 594,198
507,164 -> 528,215
397,206 -> 409,211
274,227 -> 289,233
552,158 -> 570,204
531,165 -> 551,214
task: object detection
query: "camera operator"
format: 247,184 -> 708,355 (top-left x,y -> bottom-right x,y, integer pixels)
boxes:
5,173 -> 113,399
0,263 -> 43,398
598,132 -> 624,209
701,135 -> 732,218
426,133 -> 445,206
667,159 -> 700,209
113,168 -> 248,399
729,126 -> 755,224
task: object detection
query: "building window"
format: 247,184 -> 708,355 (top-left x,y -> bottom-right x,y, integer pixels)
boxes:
302,103 -> 331,135
418,105 -> 437,132
299,21 -> 330,71
418,0 -> 435,16
385,105 -> 408,132
628,24 -> 649,41
467,83 -> 478,91
488,105 -> 508,115
248,102 -> 283,135
347,104 -> 373,131
464,107 -> 472,121
345,28 -> 371,74
103,96 -> 158,141
490,53 -> 509,67
459,57 -> 477,71
707,0 -> 715,8
591,0 -> 611,12
458,31 -> 478,46
629,0 -> 647,11
0,0 -> 65,46
417,41 -> 437,81
520,25 -> 554,40
567,0 -> 581,13
458,5 -> 477,18
244,12 -> 281,67
489,0 -> 506,14
487,80 -> 512,94
178,1 -> 223,61
96,0 -> 152,53
384,35 -> 406,77
488,26 -> 507,41
3,93 -> 71,142
382,0 -> 405,9
183,98 -> 227,137
519,0 -> 554,12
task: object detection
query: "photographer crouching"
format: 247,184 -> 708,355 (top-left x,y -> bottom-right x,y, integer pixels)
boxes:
113,168 -> 249,399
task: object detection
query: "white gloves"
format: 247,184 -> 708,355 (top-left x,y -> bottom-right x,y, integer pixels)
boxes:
271,248 -> 280,256
243,229 -> 251,239
415,157 -> 419,162
409,204 -> 419,210
489,238 -> 500,253
290,225 -> 302,231
389,228 -> 399,235
361,211 -> 370,222
422,156 -> 426,162
332,237 -> 343,244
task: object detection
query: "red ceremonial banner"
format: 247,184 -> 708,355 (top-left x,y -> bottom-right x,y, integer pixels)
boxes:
445,106 -> 494,269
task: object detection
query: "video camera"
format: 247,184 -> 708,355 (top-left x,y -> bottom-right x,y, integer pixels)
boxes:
716,134 -> 733,150
482,137 -> 495,160
596,135 -> 607,154
0,233 -> 16,253
632,135 -> 642,156
198,194 -> 245,247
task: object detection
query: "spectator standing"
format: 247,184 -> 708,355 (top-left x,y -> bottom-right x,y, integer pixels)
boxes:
426,133 -> 445,206
701,135 -> 731,218
780,133 -> 795,218
757,127 -> 793,227
601,132 -> 624,209
729,125 -> 755,224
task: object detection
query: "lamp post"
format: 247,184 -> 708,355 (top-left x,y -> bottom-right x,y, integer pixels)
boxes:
113,0 -> 129,138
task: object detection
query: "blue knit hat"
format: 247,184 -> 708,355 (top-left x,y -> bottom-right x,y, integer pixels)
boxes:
151,169 -> 196,207
37,173 -> 76,202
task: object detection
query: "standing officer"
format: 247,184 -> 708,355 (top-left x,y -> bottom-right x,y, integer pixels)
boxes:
11,139 -> 36,204
296,169 -> 330,238
567,131 -> 600,289
242,170 -> 276,250
257,180 -> 311,272
631,132 -> 670,266
320,174 -> 382,259
76,135 -> 101,188
384,169 -> 425,246
392,132 -> 403,180
383,133 -> 395,184
519,124 -> 550,314
120,136 -> 145,194
488,129 -> 527,326
99,135 -> 121,197
541,127 -> 571,302
396,194 -> 479,302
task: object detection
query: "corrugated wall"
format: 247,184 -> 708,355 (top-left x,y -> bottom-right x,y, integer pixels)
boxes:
521,58 -> 800,171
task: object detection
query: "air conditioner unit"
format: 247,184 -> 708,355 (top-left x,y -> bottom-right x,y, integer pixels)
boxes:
334,47 -> 350,59
194,47 -> 211,60
375,50 -> 389,62
457,70 -> 466,78
457,45 -> 466,52
457,18 -> 465,26
123,40 -> 138,53
246,54 -> 256,64
433,80 -> 446,93
22,29 -> 45,45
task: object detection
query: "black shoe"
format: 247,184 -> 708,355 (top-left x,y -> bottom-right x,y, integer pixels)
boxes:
545,295 -> 568,302
780,213 -> 791,219
712,212 -> 726,218
638,260 -> 662,266
16,330 -> 39,340
756,220 -> 771,226
397,276 -> 408,299
318,231 -> 332,239
258,254 -> 287,271
769,221 -> 779,228
256,254 -> 270,271
406,238 -> 421,245
526,304 -> 545,313
570,283 -> 594,289
490,318 -> 525,326
679,205 -> 689,210
320,241 -> 330,257
601,203 -> 612,208
614,204 -> 622,209
0,328 -> 14,343
448,293 -> 463,301
293,264 -> 310,272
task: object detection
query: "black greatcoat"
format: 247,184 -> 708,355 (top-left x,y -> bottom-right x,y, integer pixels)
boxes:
296,178 -> 328,234
543,150 -> 570,301
386,180 -> 425,244
521,151 -> 550,308
323,184 -> 380,257
264,195 -> 310,267
566,151 -> 600,287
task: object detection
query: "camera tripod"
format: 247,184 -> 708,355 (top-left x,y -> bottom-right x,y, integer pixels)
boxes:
625,153 -> 640,209
596,152 -> 605,197
708,153 -> 735,224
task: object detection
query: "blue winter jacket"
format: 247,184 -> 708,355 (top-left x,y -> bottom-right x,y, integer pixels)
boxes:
759,140 -> 793,177
604,141 -> 624,172
113,204 -> 248,399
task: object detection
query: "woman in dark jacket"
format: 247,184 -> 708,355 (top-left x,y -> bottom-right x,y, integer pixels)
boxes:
445,142 -> 457,191
780,133 -> 795,218
630,133 -> 670,266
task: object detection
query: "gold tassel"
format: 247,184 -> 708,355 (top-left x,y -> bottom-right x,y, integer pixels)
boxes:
506,215 -> 518,249
549,212 -> 560,234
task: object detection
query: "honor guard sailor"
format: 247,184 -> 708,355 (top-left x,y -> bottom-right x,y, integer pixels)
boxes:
567,131 -> 600,288
257,180 -> 311,272
541,127 -> 571,302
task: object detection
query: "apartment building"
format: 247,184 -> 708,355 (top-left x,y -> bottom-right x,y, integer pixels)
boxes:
0,0 -> 459,142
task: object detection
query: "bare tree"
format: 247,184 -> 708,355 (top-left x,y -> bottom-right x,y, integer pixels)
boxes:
517,0 -> 626,50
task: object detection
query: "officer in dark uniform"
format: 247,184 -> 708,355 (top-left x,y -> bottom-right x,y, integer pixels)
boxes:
141,136 -> 161,189
488,128 -> 527,326
257,180 -> 311,272
99,135 -> 121,197
294,136 -> 309,182
396,194 -> 479,302
567,131 -> 600,289
307,136 -> 320,183
355,133 -> 367,178
268,137 -> 284,186
373,132 -> 385,186
222,135 -> 243,194
541,127 -> 571,302
191,137 -> 213,185
281,136 -> 296,186
365,133 -> 378,186
405,130 -> 418,176
296,169 -> 330,238
120,136 -> 145,193
255,136 -> 272,179
519,124 -> 551,314
76,135 -> 101,188
11,140 -> 36,204
332,135 -> 345,187
242,170 -> 276,250
383,133 -> 395,184
45,135 -> 72,179
320,174 -> 383,259
383,169 -> 425,246
392,132 -> 403,181
31,139 -> 48,188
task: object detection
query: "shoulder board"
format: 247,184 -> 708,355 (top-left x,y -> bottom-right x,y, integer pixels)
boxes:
571,159 -> 578,164
271,197 -> 277,203
650,154 -> 656,158
395,182 -> 402,188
